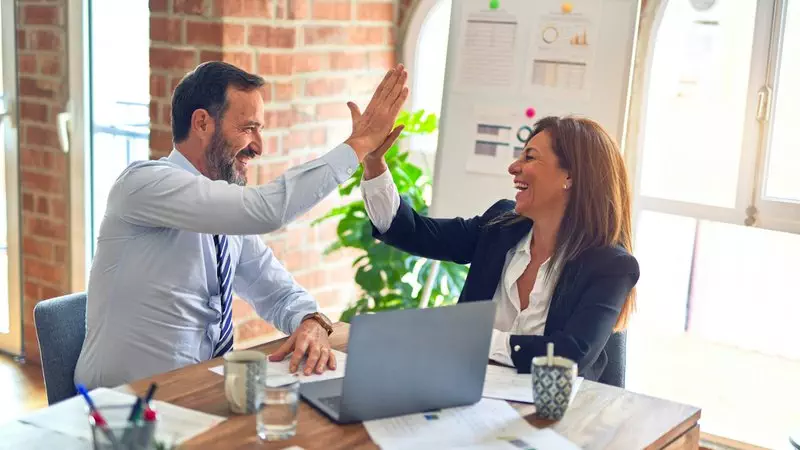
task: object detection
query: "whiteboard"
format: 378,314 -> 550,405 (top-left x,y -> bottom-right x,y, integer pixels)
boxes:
430,0 -> 640,218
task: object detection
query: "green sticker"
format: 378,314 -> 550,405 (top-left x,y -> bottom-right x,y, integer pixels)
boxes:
489,0 -> 500,9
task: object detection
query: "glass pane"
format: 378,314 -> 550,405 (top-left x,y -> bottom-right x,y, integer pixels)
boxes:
89,0 -> 150,255
638,0 -> 758,208
629,211 -> 800,449
764,0 -> 800,202
409,0 -> 451,154
0,2 -> 8,333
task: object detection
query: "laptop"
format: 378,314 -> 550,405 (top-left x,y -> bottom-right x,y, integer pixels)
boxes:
300,300 -> 497,424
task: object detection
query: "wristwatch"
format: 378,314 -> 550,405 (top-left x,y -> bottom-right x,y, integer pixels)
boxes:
302,312 -> 334,336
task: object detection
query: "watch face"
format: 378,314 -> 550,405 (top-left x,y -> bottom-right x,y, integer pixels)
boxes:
690,0 -> 716,11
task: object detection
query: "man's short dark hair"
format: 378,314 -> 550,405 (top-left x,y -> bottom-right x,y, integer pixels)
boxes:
171,61 -> 266,143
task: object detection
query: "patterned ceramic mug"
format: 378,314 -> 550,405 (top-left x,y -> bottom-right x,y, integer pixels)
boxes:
224,350 -> 267,414
531,343 -> 578,420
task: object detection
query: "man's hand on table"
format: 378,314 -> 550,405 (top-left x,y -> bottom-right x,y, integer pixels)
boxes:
269,318 -> 336,375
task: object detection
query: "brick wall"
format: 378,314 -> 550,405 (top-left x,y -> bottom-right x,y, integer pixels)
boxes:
16,0 -> 70,363
150,0 -> 414,347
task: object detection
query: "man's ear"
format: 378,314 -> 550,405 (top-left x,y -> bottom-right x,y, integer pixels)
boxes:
191,109 -> 215,138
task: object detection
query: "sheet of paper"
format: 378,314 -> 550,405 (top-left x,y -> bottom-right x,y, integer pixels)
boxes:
17,387 -> 225,446
524,0 -> 602,98
453,428 -> 583,450
483,364 -> 583,405
209,349 -> 347,386
466,106 -> 528,176
454,0 -> 523,92
364,398 -> 548,450
0,421 -> 90,450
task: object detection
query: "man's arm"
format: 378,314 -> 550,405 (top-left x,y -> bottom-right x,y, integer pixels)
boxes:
115,144 -> 357,235
232,235 -> 317,335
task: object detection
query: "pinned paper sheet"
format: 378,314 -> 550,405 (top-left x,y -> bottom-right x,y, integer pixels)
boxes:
210,349 -> 347,386
363,398 -> 581,450
17,387 -> 225,446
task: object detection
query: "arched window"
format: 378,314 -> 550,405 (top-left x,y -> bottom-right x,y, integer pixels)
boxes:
401,0 -> 452,158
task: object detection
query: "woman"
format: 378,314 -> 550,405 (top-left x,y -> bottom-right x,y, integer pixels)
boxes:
360,115 -> 639,385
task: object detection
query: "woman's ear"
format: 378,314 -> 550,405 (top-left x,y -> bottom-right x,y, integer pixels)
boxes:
563,175 -> 572,190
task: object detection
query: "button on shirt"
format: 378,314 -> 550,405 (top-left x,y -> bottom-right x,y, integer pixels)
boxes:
74,144 -> 358,389
361,170 -> 555,366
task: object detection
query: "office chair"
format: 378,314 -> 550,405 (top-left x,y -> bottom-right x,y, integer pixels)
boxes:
33,292 -> 87,405
598,331 -> 626,388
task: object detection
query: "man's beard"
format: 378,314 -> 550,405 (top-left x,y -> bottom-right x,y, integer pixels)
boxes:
205,128 -> 246,186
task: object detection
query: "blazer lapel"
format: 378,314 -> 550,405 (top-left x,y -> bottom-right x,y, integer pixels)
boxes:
467,218 -> 532,301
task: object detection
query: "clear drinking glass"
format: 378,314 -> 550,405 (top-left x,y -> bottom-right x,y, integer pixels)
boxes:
256,376 -> 300,441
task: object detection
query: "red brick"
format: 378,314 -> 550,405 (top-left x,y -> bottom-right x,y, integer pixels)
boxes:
294,53 -> 328,73
151,17 -> 183,43
22,170 -> 61,193
294,269 -> 325,288
274,82 -> 295,102
150,0 -> 168,12
249,26 -> 295,48
25,217 -> 67,242
150,129 -> 174,153
264,109 -> 294,128
18,54 -> 36,74
287,0 -> 309,19
25,125 -> 60,149
20,102 -> 48,123
330,52 -> 368,70
348,27 -> 385,45
305,77 -> 347,97
173,0 -> 207,16
150,47 -> 198,71
213,0 -> 271,18
304,26 -> 346,46
150,102 -> 159,125
235,318 -> 279,343
29,30 -> 62,51
368,50 -> 395,69
39,54 -> 62,76
187,21 -> 246,46
22,193 -> 34,212
162,104 -> 173,126
287,226 -> 315,247
23,5 -> 60,26
232,297 -> 257,322
23,237 -> 52,261
17,30 -> 26,50
169,76 -> 183,93
36,196 -> 49,215
259,161 -> 291,183
351,74 -> 385,95
223,52 -> 254,72
316,102 -> 350,121
357,3 -> 394,21
312,1 -> 351,20
257,53 -> 294,75
54,245 -> 67,264
200,50 -> 224,63
24,282 -> 39,301
50,199 -> 67,221
23,258 -> 64,285
150,74 -> 167,98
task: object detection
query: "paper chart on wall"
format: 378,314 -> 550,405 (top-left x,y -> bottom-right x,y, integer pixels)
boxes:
466,106 -> 530,176
453,0 -> 524,92
524,0 -> 602,98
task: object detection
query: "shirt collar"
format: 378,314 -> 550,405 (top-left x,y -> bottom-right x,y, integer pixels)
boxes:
166,149 -> 202,176
516,228 -> 533,255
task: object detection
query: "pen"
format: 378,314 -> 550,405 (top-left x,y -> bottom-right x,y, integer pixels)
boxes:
76,384 -> 121,447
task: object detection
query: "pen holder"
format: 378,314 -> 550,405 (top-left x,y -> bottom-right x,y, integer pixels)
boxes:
88,404 -> 160,450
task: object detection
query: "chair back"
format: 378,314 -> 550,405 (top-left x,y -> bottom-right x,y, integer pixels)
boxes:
598,331 -> 626,388
33,292 -> 87,404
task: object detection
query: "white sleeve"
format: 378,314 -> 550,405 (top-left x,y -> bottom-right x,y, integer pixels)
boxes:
361,169 -> 400,234
489,329 -> 514,367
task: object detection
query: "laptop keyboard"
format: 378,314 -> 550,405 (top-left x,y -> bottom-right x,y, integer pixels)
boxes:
319,395 -> 341,412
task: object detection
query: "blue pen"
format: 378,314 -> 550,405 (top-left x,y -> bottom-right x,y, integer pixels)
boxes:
76,384 -> 121,447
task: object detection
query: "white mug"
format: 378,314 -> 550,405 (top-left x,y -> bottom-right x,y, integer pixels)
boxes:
223,350 -> 266,414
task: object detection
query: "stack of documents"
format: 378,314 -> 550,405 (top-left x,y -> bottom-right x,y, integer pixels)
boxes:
363,398 -> 582,449
482,364 -> 583,404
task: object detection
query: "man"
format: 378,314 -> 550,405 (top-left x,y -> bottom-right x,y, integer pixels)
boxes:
74,61 -> 408,389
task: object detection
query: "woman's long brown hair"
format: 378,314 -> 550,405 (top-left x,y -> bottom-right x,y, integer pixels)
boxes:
493,115 -> 636,331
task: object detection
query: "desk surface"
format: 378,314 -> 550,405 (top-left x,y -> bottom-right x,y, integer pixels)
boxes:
119,322 -> 701,449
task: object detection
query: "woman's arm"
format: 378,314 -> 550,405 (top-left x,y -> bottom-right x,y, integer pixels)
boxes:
507,253 -> 639,374
361,168 -> 509,264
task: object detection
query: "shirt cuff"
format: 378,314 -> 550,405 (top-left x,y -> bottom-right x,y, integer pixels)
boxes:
489,329 -> 514,367
360,168 -> 395,191
289,309 -> 319,334
322,143 -> 360,184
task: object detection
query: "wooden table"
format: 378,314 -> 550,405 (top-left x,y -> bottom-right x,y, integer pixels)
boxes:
120,322 -> 701,449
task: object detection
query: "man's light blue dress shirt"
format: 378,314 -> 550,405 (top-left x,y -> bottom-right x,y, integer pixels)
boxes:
74,144 -> 358,389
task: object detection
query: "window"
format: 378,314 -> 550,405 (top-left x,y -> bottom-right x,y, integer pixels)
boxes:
628,0 -> 800,447
402,0 -> 452,160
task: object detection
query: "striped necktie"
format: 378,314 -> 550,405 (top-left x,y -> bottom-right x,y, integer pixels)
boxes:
212,234 -> 234,358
